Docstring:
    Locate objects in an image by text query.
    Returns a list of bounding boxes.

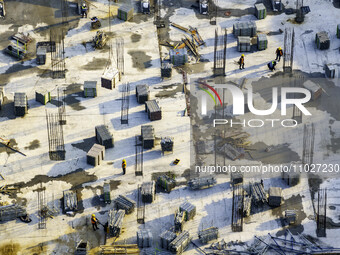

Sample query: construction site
[1,0,340,254]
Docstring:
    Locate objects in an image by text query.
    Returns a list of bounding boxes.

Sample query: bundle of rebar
[159,230,177,250]
[108,209,125,237]
[114,195,136,214]
[141,181,155,203]
[187,175,216,190]
[169,231,191,254]
[198,227,219,244]
[63,190,78,212]
[250,182,267,204]
[179,202,196,221]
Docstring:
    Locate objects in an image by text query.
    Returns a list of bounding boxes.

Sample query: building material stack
[161,137,174,153]
[141,125,155,149]
[268,187,282,207]
[0,87,3,110]
[303,80,322,100]
[325,64,336,79]
[36,46,47,65]
[315,31,330,50]
[179,202,196,221]
[161,62,172,78]
[174,210,185,232]
[141,181,156,203]
[83,81,97,98]
[137,229,153,248]
[169,48,188,66]
[136,84,150,104]
[118,5,134,21]
[86,143,105,166]
[285,210,297,225]
[198,227,219,244]
[157,175,176,192]
[188,175,217,190]
[108,209,125,237]
[0,204,27,221]
[233,21,257,37]
[101,68,119,90]
[14,92,28,117]
[63,190,78,214]
[35,88,51,105]
[114,195,136,214]
[169,231,191,254]
[145,100,162,121]
[160,230,177,250]
[250,182,267,205]
[255,3,266,19]
[95,125,114,149]
[257,34,268,50]
[237,36,251,52]
[4,45,26,60]
[243,196,252,217]
[103,182,111,204]
[36,41,56,52]
[231,172,243,185]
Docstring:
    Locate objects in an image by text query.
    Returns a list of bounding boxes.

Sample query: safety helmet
[122,159,126,162]
[273,60,276,64]
[83,3,86,6]
[241,54,244,57]
[92,214,95,217]
[278,47,282,50]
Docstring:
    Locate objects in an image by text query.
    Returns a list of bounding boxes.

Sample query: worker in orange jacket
[91,214,99,231]
[122,159,126,175]
[239,54,245,70]
[276,47,283,62]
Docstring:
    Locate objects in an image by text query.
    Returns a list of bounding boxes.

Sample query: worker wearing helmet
[81,2,88,18]
[238,54,245,70]
[122,159,126,175]
[275,47,283,62]
[267,60,277,71]
[91,214,99,231]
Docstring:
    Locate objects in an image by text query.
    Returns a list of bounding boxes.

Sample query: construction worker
[238,54,245,70]
[267,60,277,71]
[122,159,126,175]
[275,47,283,62]
[81,3,87,18]
[91,214,99,231]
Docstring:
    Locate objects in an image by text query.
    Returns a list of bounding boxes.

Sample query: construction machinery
[0,0,5,18]
[93,30,107,49]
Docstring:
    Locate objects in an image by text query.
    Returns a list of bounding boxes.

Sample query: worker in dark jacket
[81,3,87,18]
[122,159,126,175]
[268,60,277,71]
[275,47,283,62]
[239,54,245,70]
[91,214,99,231]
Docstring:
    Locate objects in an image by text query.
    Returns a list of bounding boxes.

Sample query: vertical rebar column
[37,184,47,229]
[316,188,327,237]
[213,29,227,76]
[232,184,243,232]
[58,87,66,125]
[51,29,66,79]
[135,136,143,176]
[116,37,124,81]
[120,83,130,124]
[302,123,315,166]
[283,27,295,73]
[46,112,66,160]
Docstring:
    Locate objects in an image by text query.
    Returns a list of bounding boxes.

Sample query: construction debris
[179,201,196,221]
[93,31,108,49]
[0,204,27,222]
[87,143,105,166]
[187,175,217,190]
[137,229,153,248]
[63,190,78,214]
[315,31,330,50]
[198,227,219,244]
[145,100,162,121]
[160,230,177,250]
[157,174,176,192]
[268,187,282,207]
[141,181,156,203]
[95,125,114,149]
[114,195,136,214]
[161,137,174,153]
[169,230,191,254]
[108,209,125,237]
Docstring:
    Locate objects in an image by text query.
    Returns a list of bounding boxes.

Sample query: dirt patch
[128,50,152,71]
[81,57,108,70]
[0,139,19,155]
[24,139,40,150]
[14,168,98,190]
[64,83,86,111]
[131,33,142,43]
[0,243,20,255]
